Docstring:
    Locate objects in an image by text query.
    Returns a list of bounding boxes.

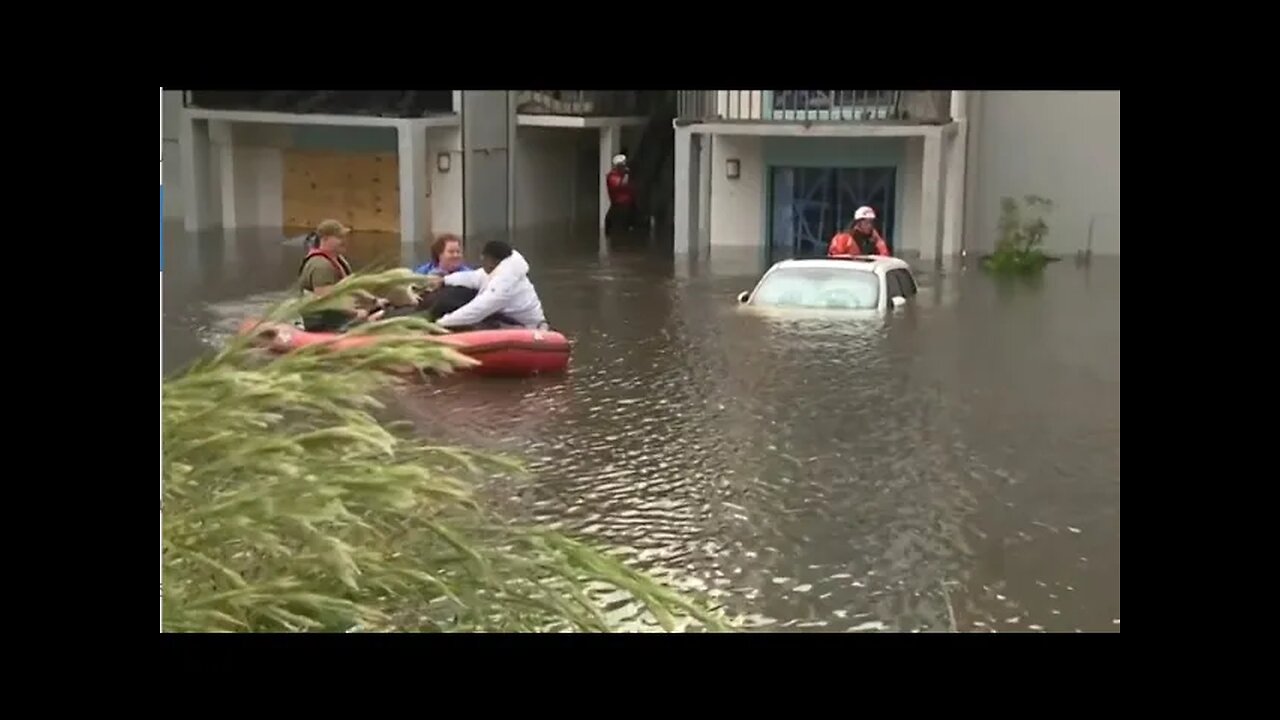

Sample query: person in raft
[298,219,389,332]
[423,240,548,331]
[374,233,478,321]
[828,206,891,258]
[413,234,473,276]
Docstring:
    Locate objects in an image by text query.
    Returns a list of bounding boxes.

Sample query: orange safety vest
[828,229,890,257]
[298,249,353,289]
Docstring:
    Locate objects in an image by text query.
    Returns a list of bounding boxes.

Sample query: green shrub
[162,270,728,632]
[983,195,1055,276]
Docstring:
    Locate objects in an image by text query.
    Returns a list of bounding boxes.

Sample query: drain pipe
[1077,214,1095,265]
[951,90,972,266]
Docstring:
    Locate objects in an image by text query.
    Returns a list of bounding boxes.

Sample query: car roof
[766,256,912,274]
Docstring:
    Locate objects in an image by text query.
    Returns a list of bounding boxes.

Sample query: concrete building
[162,90,662,245]
[672,90,1119,262]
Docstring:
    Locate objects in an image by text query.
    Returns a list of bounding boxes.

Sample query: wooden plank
[283,149,400,232]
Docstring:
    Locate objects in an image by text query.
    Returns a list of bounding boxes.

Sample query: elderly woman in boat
[414,234,472,276]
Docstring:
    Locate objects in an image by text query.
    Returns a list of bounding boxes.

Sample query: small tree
[984,195,1054,275]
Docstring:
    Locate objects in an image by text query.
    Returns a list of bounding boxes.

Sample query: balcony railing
[676,91,952,124]
[185,91,456,118]
[514,90,657,117]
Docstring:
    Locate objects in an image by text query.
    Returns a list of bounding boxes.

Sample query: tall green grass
[162,270,727,632]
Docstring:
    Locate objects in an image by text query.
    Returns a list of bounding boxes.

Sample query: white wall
[215,123,288,229]
[426,127,463,237]
[709,135,763,247]
[965,91,1120,255]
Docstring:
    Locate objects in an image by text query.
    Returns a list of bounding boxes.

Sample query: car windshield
[752,267,881,310]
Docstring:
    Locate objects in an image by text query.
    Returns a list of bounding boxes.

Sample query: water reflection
[162,223,1120,631]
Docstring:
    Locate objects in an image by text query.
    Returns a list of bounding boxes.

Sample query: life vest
[829,233,857,258]
[298,249,353,291]
[606,169,634,206]
[829,229,890,257]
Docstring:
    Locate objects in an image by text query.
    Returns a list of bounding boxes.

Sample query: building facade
[162,90,1119,260]
[162,90,665,244]
[672,90,1119,262]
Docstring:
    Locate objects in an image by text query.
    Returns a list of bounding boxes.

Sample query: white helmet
[854,206,877,221]
[612,154,627,166]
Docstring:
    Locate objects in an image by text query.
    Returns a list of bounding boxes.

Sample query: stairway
[626,92,676,229]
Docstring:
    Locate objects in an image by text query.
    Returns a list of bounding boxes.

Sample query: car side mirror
[891,296,907,308]
[737,291,751,304]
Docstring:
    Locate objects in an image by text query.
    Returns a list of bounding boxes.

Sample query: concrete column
[506,91,517,234]
[599,124,621,232]
[398,119,428,246]
[697,130,712,240]
[951,91,968,121]
[901,137,922,255]
[920,129,943,261]
[460,90,514,240]
[673,125,694,255]
[962,92,985,251]
[179,113,213,232]
[942,122,968,258]
[209,121,240,230]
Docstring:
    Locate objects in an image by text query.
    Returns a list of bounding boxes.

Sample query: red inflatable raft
[238,320,571,377]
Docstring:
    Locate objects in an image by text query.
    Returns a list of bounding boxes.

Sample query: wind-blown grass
[162,270,728,632]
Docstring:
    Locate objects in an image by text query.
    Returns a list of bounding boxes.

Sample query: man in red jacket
[828,206,890,257]
[604,153,637,237]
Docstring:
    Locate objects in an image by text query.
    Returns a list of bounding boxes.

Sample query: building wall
[708,135,913,255]
[965,90,1120,255]
[709,135,764,248]
[163,102,466,238]
[426,127,464,237]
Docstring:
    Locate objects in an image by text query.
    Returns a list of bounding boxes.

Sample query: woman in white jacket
[426,240,548,330]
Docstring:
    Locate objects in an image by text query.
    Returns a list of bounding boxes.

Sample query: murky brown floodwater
[162,222,1120,632]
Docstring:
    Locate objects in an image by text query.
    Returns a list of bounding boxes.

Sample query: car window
[894,269,918,297]
[752,267,880,310]
[886,270,904,300]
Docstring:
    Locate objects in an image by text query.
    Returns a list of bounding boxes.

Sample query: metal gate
[769,166,896,263]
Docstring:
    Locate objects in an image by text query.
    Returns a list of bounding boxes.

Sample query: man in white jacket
[428,240,548,330]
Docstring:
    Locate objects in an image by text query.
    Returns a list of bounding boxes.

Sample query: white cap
[854,206,876,221]
[612,154,627,166]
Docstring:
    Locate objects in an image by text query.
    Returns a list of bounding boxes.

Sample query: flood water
[162,223,1120,633]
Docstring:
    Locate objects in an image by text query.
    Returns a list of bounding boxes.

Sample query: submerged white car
[737,256,919,313]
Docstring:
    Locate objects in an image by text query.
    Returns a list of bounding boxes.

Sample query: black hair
[305,231,321,250]
[481,240,513,262]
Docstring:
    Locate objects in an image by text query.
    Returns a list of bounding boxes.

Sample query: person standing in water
[604,154,637,237]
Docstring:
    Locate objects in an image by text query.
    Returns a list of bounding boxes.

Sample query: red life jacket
[298,249,353,290]
[829,233,856,258]
[606,169,634,206]
[828,229,890,257]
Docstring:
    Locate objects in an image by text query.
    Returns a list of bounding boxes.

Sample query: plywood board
[282,149,401,233]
